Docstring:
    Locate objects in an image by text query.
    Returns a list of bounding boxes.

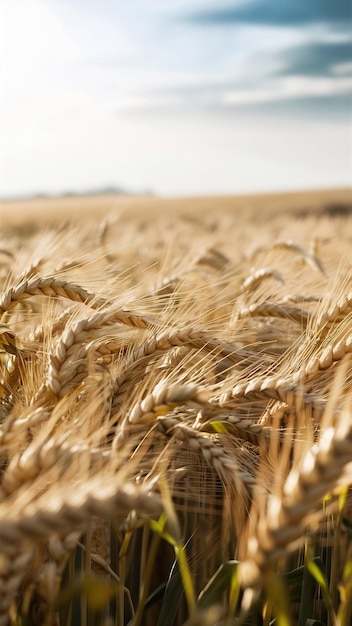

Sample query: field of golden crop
[1,188,352,625]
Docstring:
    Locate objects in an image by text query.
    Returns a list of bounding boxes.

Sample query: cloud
[129,36,352,116]
[178,2,352,115]
[223,76,352,105]
[237,93,352,118]
[187,0,351,27]
[277,41,352,76]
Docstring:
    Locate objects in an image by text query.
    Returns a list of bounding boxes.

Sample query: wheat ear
[315,289,352,330]
[158,414,258,506]
[272,239,325,274]
[0,480,161,551]
[235,301,309,326]
[113,381,210,447]
[240,268,284,293]
[0,277,107,315]
[46,309,155,396]
[0,549,34,626]
[239,365,352,586]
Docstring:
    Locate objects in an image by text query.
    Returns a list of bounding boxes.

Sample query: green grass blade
[306,558,337,626]
[263,570,292,626]
[197,560,239,611]
[337,559,352,626]
[157,560,183,626]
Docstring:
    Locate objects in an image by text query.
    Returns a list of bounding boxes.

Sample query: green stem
[133,529,161,626]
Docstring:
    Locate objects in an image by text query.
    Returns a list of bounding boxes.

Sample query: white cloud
[332,62,352,76]
[223,75,352,105]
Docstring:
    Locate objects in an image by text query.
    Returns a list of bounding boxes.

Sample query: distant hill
[0,185,155,202]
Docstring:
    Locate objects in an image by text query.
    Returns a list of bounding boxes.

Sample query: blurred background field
[1,187,352,229]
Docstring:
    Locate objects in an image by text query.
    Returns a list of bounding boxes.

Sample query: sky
[0,0,351,198]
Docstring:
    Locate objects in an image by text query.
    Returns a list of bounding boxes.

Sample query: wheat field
[1,188,352,625]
